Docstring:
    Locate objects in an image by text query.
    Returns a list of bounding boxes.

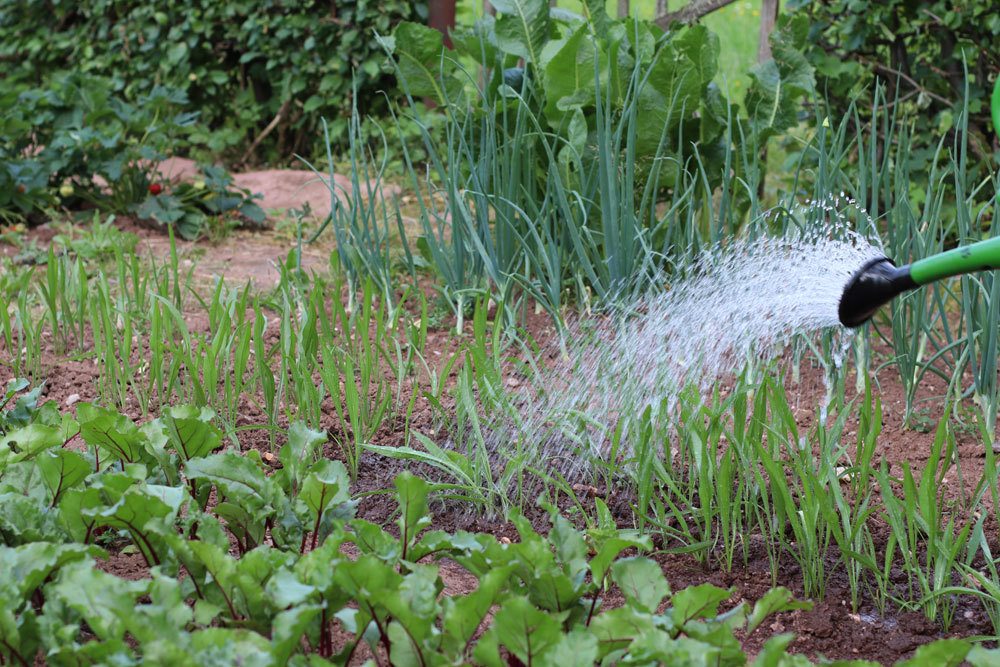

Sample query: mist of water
[485,220,885,481]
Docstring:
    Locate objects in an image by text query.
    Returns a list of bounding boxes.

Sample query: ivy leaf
[612,557,671,613]
[492,0,550,65]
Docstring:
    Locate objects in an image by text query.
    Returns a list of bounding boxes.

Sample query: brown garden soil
[4,180,999,664]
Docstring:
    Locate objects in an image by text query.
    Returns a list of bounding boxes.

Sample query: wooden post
[757,0,779,62]
[756,0,779,200]
[617,0,629,19]
[428,0,456,48]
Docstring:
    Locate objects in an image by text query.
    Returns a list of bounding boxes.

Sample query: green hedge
[790,0,1000,174]
[0,0,428,163]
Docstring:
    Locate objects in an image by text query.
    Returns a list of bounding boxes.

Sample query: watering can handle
[994,76,1000,140]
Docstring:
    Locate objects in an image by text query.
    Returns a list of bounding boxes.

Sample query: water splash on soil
[493,217,885,481]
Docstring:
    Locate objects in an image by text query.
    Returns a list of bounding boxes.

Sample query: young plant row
[7,391,974,666]
[615,368,1000,635]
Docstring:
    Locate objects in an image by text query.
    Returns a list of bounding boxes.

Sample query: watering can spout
[837,257,917,328]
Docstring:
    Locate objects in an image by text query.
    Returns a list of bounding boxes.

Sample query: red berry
[149,183,163,195]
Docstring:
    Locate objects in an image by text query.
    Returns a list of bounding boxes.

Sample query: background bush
[790,0,1000,174]
[0,0,428,164]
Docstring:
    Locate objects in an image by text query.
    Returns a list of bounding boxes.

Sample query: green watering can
[838,76,1000,327]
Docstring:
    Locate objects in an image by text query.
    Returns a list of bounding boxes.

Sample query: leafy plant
[0,0,428,162]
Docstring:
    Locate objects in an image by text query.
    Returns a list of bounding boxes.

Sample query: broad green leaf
[1,422,63,465]
[0,493,65,544]
[541,628,598,666]
[78,402,147,464]
[126,570,193,645]
[492,595,562,664]
[670,583,733,626]
[750,633,798,667]
[611,557,670,613]
[744,13,815,143]
[747,587,812,634]
[967,645,1000,666]
[272,603,322,663]
[549,513,589,579]
[36,449,89,504]
[675,25,720,87]
[185,451,281,511]
[450,15,499,66]
[0,543,100,602]
[385,564,442,646]
[441,567,511,658]
[577,0,610,33]
[895,638,970,667]
[395,471,432,557]
[385,22,462,106]
[153,405,222,461]
[265,568,316,608]
[88,484,186,567]
[542,24,598,123]
[49,560,147,641]
[635,43,703,155]
[276,421,328,496]
[300,459,349,528]
[188,628,273,667]
[589,534,651,584]
[492,0,550,65]
[588,606,656,656]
